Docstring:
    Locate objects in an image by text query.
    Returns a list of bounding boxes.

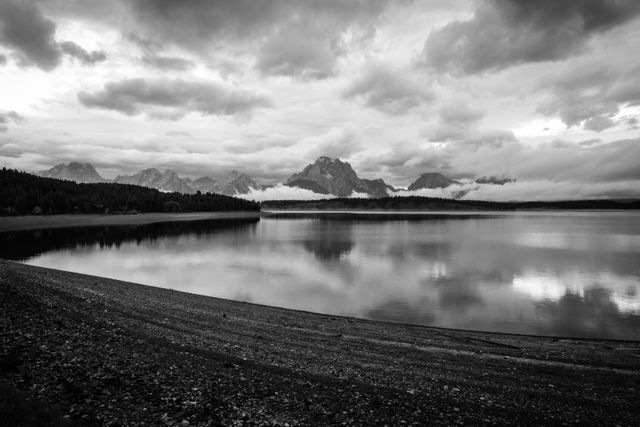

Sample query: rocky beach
[1,258,639,426]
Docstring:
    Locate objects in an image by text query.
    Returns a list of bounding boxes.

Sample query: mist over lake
[5,211,639,340]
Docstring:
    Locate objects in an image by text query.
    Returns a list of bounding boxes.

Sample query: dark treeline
[0,168,260,215]
[262,196,640,211]
[0,218,259,261]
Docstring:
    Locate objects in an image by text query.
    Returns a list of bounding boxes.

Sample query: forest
[261,196,640,211]
[0,168,260,215]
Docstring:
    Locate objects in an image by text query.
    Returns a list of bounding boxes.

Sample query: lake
[3,211,639,340]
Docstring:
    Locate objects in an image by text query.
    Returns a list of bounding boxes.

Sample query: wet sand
[1,259,639,425]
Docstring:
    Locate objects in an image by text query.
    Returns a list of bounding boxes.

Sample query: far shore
[0,211,264,233]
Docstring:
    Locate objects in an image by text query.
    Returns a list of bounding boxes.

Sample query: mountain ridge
[38,162,106,183]
[41,163,260,197]
[37,158,512,199]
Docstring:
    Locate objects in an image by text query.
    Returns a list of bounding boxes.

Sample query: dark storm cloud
[343,62,433,114]
[0,1,109,70]
[0,0,61,70]
[537,61,640,129]
[130,0,390,78]
[59,41,107,65]
[255,26,337,80]
[421,0,640,74]
[131,0,389,44]
[77,78,273,119]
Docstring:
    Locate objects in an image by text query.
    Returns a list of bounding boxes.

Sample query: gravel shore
[1,259,639,425]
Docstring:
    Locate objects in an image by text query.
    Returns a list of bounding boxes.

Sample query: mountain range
[38,158,513,198]
[38,163,261,197]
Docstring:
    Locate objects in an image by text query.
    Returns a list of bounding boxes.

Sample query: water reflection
[300,220,354,261]
[4,212,640,340]
[0,218,260,261]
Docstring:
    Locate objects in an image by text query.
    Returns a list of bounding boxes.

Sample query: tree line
[0,168,260,215]
[261,196,640,211]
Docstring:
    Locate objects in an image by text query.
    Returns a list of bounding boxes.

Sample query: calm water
[3,211,640,340]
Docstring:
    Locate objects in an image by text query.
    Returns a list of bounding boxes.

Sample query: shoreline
[1,260,639,425]
[0,211,264,233]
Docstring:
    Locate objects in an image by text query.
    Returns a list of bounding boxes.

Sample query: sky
[0,0,639,200]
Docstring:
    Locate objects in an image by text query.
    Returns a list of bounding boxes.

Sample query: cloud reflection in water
[11,212,640,340]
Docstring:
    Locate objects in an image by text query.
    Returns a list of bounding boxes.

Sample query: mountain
[38,162,106,183]
[189,176,217,193]
[213,171,262,196]
[407,173,455,191]
[114,168,193,194]
[284,156,393,198]
[360,178,396,198]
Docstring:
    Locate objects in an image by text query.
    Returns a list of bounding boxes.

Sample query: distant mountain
[285,156,392,198]
[360,178,396,198]
[189,176,217,193]
[475,176,515,185]
[38,162,264,196]
[35,159,521,200]
[114,168,193,194]
[407,173,455,191]
[38,162,106,183]
[213,171,262,196]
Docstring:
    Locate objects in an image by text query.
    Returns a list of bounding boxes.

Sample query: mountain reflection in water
[4,212,639,340]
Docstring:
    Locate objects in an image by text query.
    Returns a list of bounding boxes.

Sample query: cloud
[536,59,640,130]
[447,138,640,184]
[125,32,195,72]
[0,110,25,132]
[356,136,640,190]
[130,0,389,45]
[59,41,107,65]
[583,116,616,132]
[130,0,390,78]
[141,54,193,71]
[461,129,517,149]
[165,130,192,137]
[0,1,110,70]
[422,102,514,150]
[255,25,337,80]
[392,179,640,201]
[0,110,24,124]
[0,0,61,70]
[0,54,6,65]
[343,62,433,114]
[303,128,363,160]
[423,101,485,141]
[78,78,273,119]
[421,0,640,74]
[238,184,335,202]
[222,134,297,155]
